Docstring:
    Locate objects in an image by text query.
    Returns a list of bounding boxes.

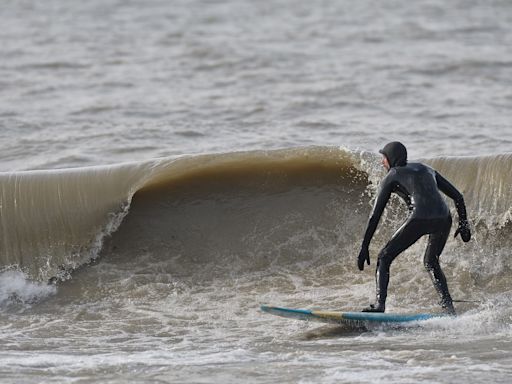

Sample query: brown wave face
[0,147,368,282]
[99,155,370,281]
[68,151,512,310]
[2,147,512,305]
[93,151,512,305]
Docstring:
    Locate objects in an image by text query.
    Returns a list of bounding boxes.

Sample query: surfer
[357,141,471,315]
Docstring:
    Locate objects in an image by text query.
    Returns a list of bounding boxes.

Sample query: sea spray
[0,268,56,308]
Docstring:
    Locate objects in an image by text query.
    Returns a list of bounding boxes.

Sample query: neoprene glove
[357,247,370,271]
[454,219,471,242]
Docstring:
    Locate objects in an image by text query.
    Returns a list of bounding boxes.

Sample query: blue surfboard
[260,305,449,324]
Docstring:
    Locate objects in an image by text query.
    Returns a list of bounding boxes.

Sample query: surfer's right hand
[357,247,370,271]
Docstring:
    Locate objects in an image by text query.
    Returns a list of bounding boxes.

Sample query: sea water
[1,1,512,383]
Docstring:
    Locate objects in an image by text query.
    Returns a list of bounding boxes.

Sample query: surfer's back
[388,162,450,219]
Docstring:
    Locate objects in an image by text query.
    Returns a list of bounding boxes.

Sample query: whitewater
[1,0,512,383]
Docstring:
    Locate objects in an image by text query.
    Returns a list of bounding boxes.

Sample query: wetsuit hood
[379,141,407,167]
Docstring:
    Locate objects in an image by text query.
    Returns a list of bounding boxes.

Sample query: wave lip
[0,161,153,280]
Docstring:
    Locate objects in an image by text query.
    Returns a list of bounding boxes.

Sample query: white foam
[0,269,56,308]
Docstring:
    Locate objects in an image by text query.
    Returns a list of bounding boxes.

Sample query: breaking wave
[0,146,511,306]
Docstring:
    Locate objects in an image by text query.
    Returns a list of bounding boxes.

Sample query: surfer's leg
[364,220,424,312]
[424,216,456,315]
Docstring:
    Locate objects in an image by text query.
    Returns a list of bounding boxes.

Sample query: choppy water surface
[1,1,512,383]
[1,0,512,170]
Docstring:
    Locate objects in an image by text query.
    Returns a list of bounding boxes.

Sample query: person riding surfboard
[358,141,471,315]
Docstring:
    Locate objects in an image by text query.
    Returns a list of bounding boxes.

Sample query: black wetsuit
[360,162,469,313]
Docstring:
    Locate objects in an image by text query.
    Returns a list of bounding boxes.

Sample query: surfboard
[260,305,449,325]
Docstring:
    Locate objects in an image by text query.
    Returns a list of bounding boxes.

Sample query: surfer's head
[379,141,407,169]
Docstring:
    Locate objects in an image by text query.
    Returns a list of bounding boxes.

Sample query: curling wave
[0,146,511,298]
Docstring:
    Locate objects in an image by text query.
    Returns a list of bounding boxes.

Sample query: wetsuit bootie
[441,301,457,316]
[362,303,385,313]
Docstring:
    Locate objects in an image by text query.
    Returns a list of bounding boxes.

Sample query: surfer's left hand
[358,247,370,271]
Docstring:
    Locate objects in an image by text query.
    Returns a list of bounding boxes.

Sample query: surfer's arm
[435,172,468,222]
[435,171,471,241]
[357,173,393,271]
[361,176,393,249]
